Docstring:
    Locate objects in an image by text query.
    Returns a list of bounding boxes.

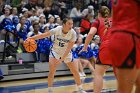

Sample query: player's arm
[61,41,75,61]
[82,27,97,50]
[28,31,51,40]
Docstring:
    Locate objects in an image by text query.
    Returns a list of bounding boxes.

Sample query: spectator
[11,7,19,27]
[0,0,5,15]
[73,36,95,77]
[43,6,52,21]
[43,14,55,30]
[80,13,93,35]
[12,0,21,7]
[101,0,107,6]
[58,0,68,19]
[89,0,99,17]
[24,0,38,11]
[39,14,46,33]
[44,0,53,7]
[70,3,82,26]
[54,15,62,27]
[16,16,28,41]
[37,0,45,9]
[90,35,100,61]
[17,0,27,13]
[0,5,14,42]
[82,5,95,18]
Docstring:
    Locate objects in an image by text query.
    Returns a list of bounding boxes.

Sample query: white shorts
[49,50,74,63]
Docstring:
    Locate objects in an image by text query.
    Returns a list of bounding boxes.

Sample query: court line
[0,75,116,93]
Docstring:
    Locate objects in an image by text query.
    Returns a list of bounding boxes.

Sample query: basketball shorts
[49,50,74,63]
[96,46,112,66]
[109,31,140,68]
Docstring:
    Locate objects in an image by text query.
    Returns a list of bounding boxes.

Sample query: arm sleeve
[49,27,58,35]
[91,19,99,29]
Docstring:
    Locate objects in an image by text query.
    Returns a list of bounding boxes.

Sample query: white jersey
[50,26,77,57]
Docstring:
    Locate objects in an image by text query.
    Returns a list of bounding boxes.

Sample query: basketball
[23,38,37,52]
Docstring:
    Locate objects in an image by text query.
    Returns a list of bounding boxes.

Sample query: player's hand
[25,37,34,42]
[79,48,88,54]
[27,37,34,40]
[56,57,64,65]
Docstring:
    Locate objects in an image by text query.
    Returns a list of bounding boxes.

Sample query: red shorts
[109,31,140,68]
[96,40,112,66]
[97,47,112,65]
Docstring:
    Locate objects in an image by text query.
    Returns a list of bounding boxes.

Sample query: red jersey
[112,0,140,37]
[91,17,112,42]
[92,17,112,65]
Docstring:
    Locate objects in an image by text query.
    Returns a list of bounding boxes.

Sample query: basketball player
[26,17,87,93]
[81,6,113,93]
[109,0,140,93]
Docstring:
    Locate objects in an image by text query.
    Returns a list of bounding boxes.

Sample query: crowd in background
[0,0,111,76]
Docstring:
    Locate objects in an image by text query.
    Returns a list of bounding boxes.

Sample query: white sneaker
[79,72,83,77]
[48,90,53,93]
[77,89,87,93]
[81,72,86,77]
[79,72,86,77]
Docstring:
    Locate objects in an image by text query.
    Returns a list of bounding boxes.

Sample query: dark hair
[62,17,73,24]
[99,6,110,18]
[33,22,39,28]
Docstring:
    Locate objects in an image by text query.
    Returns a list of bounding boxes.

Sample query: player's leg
[48,57,59,93]
[66,62,81,86]
[109,32,137,93]
[135,71,140,93]
[73,59,79,71]
[94,64,109,93]
[116,68,139,93]
[66,61,87,93]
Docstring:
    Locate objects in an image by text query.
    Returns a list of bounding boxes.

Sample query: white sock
[48,87,53,91]
[76,84,83,91]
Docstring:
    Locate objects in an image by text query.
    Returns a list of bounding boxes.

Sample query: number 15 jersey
[50,26,77,56]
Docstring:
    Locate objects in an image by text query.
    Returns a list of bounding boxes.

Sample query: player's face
[64,19,73,30]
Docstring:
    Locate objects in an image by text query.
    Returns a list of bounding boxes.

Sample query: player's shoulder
[53,26,62,31]
[70,28,76,35]
[50,26,62,33]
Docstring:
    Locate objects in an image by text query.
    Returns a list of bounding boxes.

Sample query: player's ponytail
[99,6,110,18]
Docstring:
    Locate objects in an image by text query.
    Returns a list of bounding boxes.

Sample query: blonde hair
[99,6,110,18]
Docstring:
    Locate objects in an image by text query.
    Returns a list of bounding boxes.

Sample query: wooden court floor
[0,72,117,93]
